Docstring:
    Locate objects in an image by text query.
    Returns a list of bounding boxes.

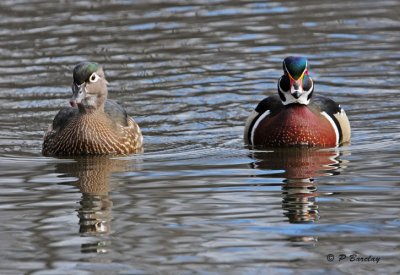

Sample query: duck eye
[89,73,100,83]
[279,75,291,92]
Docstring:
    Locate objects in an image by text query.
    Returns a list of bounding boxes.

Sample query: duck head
[70,62,109,112]
[278,56,314,105]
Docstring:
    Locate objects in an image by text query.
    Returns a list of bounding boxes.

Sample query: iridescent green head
[278,56,314,105]
[282,56,308,80]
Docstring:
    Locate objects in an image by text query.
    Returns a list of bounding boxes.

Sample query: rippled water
[1,0,399,274]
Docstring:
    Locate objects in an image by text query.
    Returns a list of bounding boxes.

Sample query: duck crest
[73,62,101,84]
[283,56,307,80]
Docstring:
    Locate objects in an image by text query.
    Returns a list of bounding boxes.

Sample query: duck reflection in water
[56,155,141,253]
[250,147,347,223]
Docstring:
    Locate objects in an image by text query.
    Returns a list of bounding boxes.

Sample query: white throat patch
[279,81,313,106]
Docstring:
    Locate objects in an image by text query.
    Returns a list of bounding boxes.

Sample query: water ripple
[0,0,399,274]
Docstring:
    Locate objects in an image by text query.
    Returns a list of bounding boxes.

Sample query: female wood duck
[244,56,350,147]
[42,62,143,156]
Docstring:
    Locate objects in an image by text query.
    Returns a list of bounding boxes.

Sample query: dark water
[1,0,399,274]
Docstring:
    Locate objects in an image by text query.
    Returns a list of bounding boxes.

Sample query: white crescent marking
[250,110,271,145]
[321,111,339,145]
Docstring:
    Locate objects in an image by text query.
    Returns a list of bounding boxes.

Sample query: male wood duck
[244,56,350,147]
[42,62,143,156]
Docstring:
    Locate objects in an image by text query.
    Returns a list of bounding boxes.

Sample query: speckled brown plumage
[43,108,143,156]
[42,62,143,156]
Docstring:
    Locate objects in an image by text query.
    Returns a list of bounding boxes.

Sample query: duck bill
[290,78,303,99]
[70,83,86,107]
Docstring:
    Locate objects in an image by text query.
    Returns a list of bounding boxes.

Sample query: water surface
[0,0,399,274]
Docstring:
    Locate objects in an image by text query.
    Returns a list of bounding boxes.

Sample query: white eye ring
[89,72,100,83]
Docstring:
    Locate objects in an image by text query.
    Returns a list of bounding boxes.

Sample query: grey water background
[0,0,399,274]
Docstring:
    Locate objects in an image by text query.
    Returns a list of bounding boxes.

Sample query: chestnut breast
[253,104,337,147]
